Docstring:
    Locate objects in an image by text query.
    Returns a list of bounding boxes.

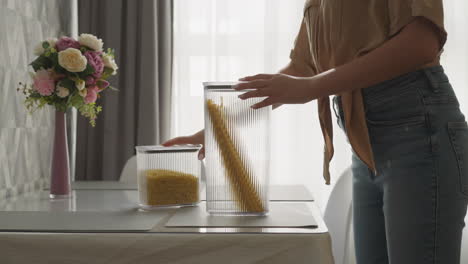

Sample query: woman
[164,0,468,263]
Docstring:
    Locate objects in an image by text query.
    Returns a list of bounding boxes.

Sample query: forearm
[279,61,312,77]
[311,17,441,98]
[273,62,313,109]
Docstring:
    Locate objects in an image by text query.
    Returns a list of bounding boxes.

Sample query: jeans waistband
[333,65,447,113]
[362,65,445,97]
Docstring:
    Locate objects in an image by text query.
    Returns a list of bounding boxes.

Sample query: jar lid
[203,82,238,89]
[203,81,256,91]
[135,144,202,154]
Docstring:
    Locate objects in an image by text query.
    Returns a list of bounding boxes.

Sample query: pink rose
[84,87,98,104]
[85,76,96,86]
[33,69,55,96]
[84,51,104,79]
[90,85,100,92]
[56,37,80,51]
[97,80,109,89]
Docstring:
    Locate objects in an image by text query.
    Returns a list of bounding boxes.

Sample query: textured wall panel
[0,0,72,200]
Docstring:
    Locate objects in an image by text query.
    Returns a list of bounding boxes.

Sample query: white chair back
[119,155,137,183]
[462,212,468,263]
[324,167,355,264]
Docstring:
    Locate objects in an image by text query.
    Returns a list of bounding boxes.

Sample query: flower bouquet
[18,33,118,126]
[17,34,118,198]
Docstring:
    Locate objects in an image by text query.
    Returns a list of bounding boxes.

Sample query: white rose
[58,48,87,72]
[56,85,70,98]
[75,79,85,90]
[103,54,118,75]
[78,33,103,52]
[33,38,58,56]
[79,88,87,97]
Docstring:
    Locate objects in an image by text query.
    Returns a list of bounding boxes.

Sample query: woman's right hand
[162,129,205,160]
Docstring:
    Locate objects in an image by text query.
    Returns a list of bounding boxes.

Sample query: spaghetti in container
[135,145,202,209]
[204,82,271,215]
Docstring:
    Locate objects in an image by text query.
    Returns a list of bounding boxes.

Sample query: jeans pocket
[365,85,425,130]
[447,121,468,198]
[366,115,426,128]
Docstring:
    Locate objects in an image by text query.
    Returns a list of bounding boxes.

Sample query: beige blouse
[290,0,446,184]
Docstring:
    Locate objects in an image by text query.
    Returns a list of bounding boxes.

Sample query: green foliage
[101,67,114,80]
[18,82,103,127]
[55,100,68,113]
[69,92,84,108]
[107,85,119,92]
[59,78,76,91]
[48,52,67,74]
[77,64,95,79]
[106,48,115,58]
[78,103,102,127]
[20,83,49,113]
[30,55,52,71]
[80,46,92,53]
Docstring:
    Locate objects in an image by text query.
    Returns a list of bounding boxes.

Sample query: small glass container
[204,82,271,215]
[135,144,202,210]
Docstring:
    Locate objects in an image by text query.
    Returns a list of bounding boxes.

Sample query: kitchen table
[0,182,334,264]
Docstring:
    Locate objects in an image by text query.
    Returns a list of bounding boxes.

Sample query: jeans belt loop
[423,68,440,93]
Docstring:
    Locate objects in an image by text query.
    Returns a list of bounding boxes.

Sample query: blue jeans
[333,66,468,264]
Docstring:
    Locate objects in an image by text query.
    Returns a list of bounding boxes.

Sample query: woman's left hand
[234,73,318,109]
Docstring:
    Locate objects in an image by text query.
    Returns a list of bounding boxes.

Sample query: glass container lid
[203,82,238,89]
[135,144,202,153]
[203,81,256,92]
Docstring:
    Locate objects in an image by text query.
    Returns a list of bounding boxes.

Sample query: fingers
[161,136,192,147]
[239,73,274,81]
[251,97,275,109]
[238,88,271,100]
[163,137,205,160]
[198,147,205,160]
[234,79,270,91]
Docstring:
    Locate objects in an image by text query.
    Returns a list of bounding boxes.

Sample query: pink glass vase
[49,110,71,199]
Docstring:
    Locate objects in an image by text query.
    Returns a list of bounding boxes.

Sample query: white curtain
[442,0,468,117]
[172,0,468,213]
[172,0,350,212]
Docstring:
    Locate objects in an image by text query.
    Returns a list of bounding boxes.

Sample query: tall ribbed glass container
[135,145,202,210]
[204,82,271,215]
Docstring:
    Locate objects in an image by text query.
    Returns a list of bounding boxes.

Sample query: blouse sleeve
[388,0,447,48]
[289,18,316,76]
